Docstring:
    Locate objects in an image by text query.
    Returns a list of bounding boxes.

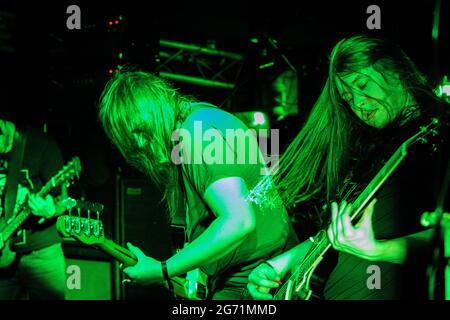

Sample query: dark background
[0,0,449,299]
[2,0,449,182]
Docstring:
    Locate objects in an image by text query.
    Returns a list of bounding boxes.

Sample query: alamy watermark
[66,5,381,31]
[66,5,81,30]
[366,5,381,30]
[366,265,381,290]
[66,264,81,290]
[170,121,280,175]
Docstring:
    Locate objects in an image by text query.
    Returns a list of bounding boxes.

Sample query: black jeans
[212,285,253,300]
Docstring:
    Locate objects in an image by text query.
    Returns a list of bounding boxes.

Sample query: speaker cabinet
[64,257,112,300]
[63,240,115,300]
[116,175,177,300]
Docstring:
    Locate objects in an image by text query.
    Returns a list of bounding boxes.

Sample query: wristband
[263,261,276,270]
[161,261,176,299]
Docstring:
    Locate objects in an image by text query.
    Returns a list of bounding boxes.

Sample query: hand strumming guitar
[247,262,281,300]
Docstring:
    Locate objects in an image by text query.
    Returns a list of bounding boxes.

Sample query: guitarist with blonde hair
[97,69,298,299]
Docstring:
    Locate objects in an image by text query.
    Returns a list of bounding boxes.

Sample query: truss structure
[158,39,244,90]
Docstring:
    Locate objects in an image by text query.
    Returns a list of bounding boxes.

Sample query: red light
[115,20,119,25]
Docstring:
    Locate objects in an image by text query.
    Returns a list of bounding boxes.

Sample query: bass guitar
[55,198,208,300]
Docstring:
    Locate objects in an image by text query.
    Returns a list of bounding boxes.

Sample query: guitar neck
[274,140,411,300]
[349,145,406,222]
[97,239,138,266]
[95,238,194,299]
[2,178,60,241]
[37,177,58,198]
[2,208,32,241]
[274,231,331,300]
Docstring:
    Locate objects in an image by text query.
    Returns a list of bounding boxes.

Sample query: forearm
[266,239,313,276]
[166,217,252,277]
[373,228,434,264]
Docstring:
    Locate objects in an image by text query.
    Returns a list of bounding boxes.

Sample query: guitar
[0,157,81,268]
[55,199,208,300]
[273,118,441,300]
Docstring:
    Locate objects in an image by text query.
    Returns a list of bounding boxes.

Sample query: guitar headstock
[56,197,105,246]
[56,215,105,245]
[53,157,82,188]
[404,118,440,150]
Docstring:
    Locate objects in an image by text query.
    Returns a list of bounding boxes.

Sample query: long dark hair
[268,34,443,209]
[98,69,195,219]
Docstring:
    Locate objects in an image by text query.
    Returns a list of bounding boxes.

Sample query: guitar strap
[4,126,28,222]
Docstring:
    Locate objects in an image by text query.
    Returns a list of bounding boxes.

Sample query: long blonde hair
[98,69,195,218]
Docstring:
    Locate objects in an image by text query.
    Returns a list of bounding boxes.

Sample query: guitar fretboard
[3,175,66,240]
[274,231,330,300]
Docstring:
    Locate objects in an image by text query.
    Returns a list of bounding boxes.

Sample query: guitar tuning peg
[64,216,72,232]
[93,219,101,237]
[74,216,81,234]
[85,210,91,236]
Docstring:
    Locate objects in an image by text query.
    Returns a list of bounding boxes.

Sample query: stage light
[436,75,450,98]
[118,52,123,59]
[108,21,113,26]
[441,85,450,97]
[115,20,119,25]
[253,112,266,126]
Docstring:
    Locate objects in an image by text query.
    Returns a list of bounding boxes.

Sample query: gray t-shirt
[177,106,298,288]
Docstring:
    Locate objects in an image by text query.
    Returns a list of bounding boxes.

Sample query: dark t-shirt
[177,105,298,289]
[324,107,450,300]
[0,126,64,253]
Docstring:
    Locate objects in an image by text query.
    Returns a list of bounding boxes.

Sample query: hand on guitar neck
[121,243,165,285]
[326,199,382,261]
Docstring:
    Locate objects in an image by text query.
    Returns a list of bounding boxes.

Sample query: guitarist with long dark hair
[0,114,69,300]
[247,34,450,300]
